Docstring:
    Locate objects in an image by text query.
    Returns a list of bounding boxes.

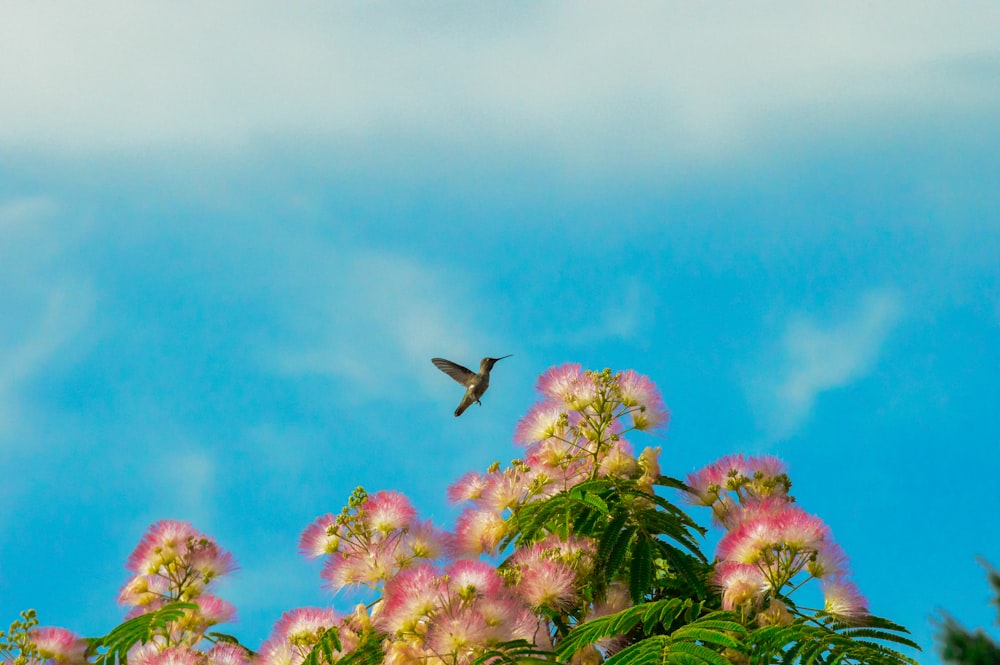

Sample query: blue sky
[1,4,998,663]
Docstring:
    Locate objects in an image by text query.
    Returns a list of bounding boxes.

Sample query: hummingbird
[431,355,512,417]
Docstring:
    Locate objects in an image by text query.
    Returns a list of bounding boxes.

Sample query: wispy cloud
[550,277,654,347]
[0,198,94,439]
[272,248,492,400]
[0,3,996,168]
[747,289,904,440]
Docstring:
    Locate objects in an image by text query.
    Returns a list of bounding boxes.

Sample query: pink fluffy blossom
[194,595,237,624]
[298,514,340,558]
[364,491,417,533]
[617,370,669,430]
[272,607,340,643]
[536,364,597,408]
[206,644,250,665]
[148,648,200,665]
[31,627,87,664]
[446,472,488,503]
[822,578,869,618]
[446,559,504,598]
[514,401,565,445]
[258,608,344,665]
[449,508,507,557]
[515,558,578,610]
[126,520,201,574]
[377,564,444,635]
[119,521,235,620]
[714,562,767,611]
[686,454,790,505]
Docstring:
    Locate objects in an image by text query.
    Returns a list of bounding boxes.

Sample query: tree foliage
[936,561,1000,665]
[5,365,920,665]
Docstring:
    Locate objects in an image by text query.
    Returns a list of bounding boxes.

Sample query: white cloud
[550,276,653,347]
[748,289,904,439]
[0,3,996,168]
[0,198,94,437]
[272,248,493,400]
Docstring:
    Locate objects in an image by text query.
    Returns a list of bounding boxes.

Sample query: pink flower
[481,469,529,513]
[822,578,869,618]
[714,562,767,610]
[476,596,526,640]
[258,608,343,665]
[515,558,577,610]
[194,595,237,624]
[298,514,340,558]
[127,643,162,665]
[617,370,669,431]
[31,627,87,664]
[716,506,829,575]
[733,496,793,524]
[449,508,507,557]
[272,607,340,643]
[446,559,504,599]
[126,520,200,574]
[686,454,791,505]
[536,364,597,408]
[206,644,250,665]
[378,564,444,635]
[716,515,783,564]
[446,472,488,503]
[528,535,598,577]
[514,401,565,445]
[426,609,491,656]
[363,491,417,533]
[809,541,850,579]
[400,519,446,560]
[149,648,200,665]
[322,539,397,590]
[597,441,637,479]
[189,541,236,581]
[118,574,168,607]
[122,520,235,608]
[776,509,829,552]
[255,639,295,665]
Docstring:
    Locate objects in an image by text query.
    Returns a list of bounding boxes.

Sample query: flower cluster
[449,365,667,556]
[687,455,868,621]
[256,607,365,665]
[299,488,446,593]
[117,520,245,665]
[504,535,597,612]
[2,611,88,665]
[5,364,909,665]
[375,559,542,665]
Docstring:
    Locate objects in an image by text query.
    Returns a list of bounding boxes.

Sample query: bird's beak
[495,354,513,361]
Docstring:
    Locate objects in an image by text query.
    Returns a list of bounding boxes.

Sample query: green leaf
[576,491,610,515]
[604,523,637,581]
[300,627,343,665]
[629,534,654,603]
[468,639,554,664]
[604,637,670,665]
[668,640,733,665]
[748,615,920,665]
[91,602,199,665]
[641,598,685,634]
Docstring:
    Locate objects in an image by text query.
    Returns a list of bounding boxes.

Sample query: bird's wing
[432,357,475,385]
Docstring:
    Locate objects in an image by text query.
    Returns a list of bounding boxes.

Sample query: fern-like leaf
[629,534,654,603]
[90,602,198,665]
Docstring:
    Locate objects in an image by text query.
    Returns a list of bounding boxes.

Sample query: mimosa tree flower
[306,488,443,594]
[30,627,87,665]
[822,578,870,619]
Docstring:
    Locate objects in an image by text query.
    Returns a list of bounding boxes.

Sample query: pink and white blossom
[31,627,87,664]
